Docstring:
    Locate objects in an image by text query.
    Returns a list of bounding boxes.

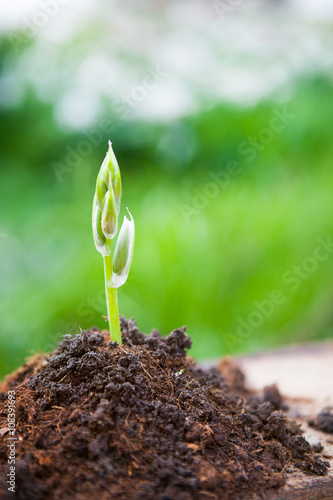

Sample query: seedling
[92,141,135,343]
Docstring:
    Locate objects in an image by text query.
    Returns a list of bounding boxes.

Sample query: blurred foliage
[0,74,333,378]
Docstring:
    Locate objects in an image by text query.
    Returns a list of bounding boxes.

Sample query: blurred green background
[0,0,333,378]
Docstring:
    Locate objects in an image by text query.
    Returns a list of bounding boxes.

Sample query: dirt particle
[198,460,220,489]
[309,408,333,434]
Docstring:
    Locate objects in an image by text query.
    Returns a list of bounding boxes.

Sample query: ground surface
[0,319,331,499]
[235,342,333,499]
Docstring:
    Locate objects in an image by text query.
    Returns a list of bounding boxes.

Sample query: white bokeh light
[0,0,332,126]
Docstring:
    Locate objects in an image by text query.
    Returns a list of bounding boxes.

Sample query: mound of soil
[0,318,329,499]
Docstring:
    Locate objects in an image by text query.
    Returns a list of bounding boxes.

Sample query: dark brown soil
[309,408,333,434]
[0,318,329,500]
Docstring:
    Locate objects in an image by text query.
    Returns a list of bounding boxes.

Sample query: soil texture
[0,318,330,500]
[309,408,333,434]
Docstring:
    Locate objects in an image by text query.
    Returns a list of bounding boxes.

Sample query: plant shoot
[92,141,135,343]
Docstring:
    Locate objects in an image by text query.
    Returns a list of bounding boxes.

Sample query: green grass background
[0,76,332,378]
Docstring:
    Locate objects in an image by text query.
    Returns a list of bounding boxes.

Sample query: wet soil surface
[0,318,330,499]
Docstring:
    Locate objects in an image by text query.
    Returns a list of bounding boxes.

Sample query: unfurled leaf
[109,210,135,289]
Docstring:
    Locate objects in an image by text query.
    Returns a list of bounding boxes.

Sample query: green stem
[103,239,122,343]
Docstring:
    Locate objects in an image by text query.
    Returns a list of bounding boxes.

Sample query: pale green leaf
[109,210,135,288]
[92,196,111,257]
[101,189,118,239]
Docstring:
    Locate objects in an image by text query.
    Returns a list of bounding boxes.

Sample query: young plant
[92,141,135,343]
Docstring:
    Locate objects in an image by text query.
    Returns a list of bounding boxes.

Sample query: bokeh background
[1,0,333,378]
